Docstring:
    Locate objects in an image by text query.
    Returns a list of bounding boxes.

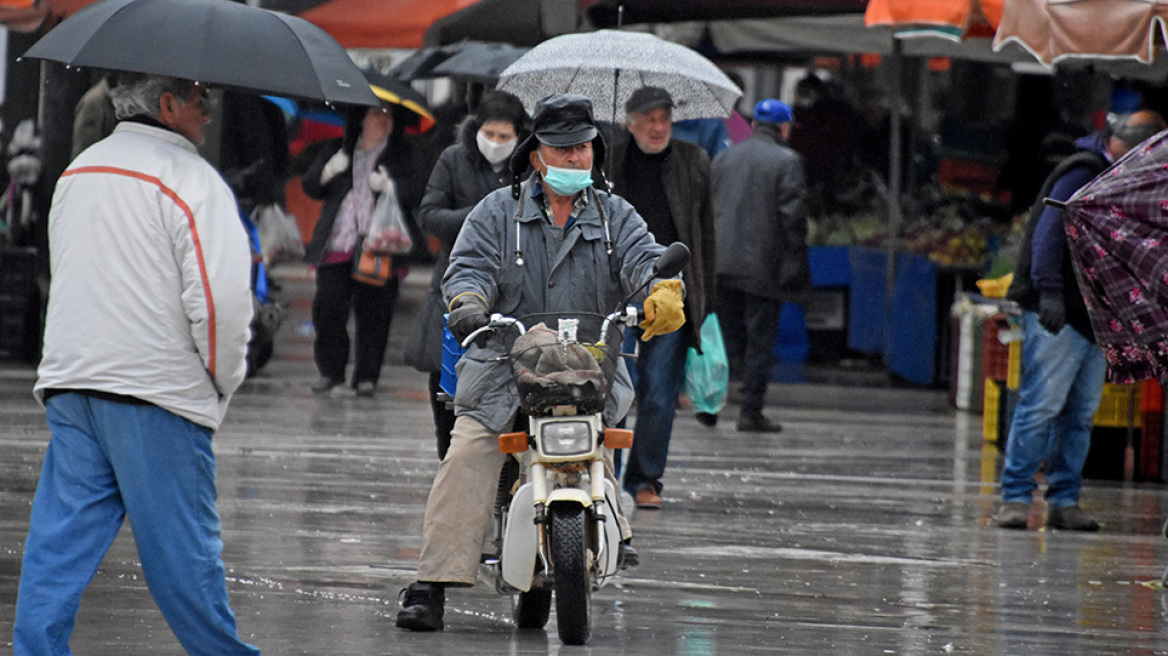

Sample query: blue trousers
[1001,311,1106,509]
[14,393,260,656]
[621,325,688,494]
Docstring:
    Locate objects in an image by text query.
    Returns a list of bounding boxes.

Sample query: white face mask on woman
[476,129,517,166]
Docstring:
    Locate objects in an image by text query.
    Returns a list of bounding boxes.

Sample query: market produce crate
[983,378,1005,444]
[439,315,465,398]
[981,314,1011,382]
[1094,383,1142,429]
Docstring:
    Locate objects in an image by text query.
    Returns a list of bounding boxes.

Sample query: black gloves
[1038,295,1066,334]
[448,296,491,347]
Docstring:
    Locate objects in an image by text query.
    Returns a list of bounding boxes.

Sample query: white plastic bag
[364,179,413,255]
[253,203,304,264]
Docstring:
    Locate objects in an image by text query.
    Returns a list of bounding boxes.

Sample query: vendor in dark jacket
[405,90,530,459]
[302,103,425,396]
[997,110,1165,532]
[608,86,716,509]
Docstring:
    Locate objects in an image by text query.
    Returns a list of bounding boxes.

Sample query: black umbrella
[430,42,530,84]
[387,43,465,82]
[22,0,378,106]
[363,71,436,134]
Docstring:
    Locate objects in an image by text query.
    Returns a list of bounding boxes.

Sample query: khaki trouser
[416,415,631,584]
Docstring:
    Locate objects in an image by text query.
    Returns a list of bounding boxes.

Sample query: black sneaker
[396,582,445,631]
[695,412,719,427]
[618,540,639,569]
[737,412,782,433]
[1047,504,1099,532]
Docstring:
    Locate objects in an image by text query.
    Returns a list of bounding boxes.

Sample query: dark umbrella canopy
[1063,129,1168,383]
[387,43,465,81]
[23,0,378,106]
[430,42,529,84]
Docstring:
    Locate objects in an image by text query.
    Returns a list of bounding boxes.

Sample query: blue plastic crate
[439,314,466,397]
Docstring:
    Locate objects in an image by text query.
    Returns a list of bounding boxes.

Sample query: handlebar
[459,308,644,349]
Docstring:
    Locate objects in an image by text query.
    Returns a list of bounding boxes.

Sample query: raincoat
[442,176,671,433]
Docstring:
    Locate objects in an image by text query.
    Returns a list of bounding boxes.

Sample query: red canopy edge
[298,0,478,49]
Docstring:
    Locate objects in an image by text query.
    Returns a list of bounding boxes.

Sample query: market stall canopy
[297,0,476,49]
[23,0,379,106]
[708,14,1031,65]
[0,0,90,31]
[864,0,1002,39]
[994,0,1168,66]
[580,0,866,27]
[424,0,578,47]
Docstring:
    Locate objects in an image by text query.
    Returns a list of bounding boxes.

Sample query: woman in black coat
[405,90,529,458]
[303,103,425,397]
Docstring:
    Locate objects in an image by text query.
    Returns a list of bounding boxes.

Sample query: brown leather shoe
[634,488,662,510]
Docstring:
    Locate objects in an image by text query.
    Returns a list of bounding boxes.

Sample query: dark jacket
[608,131,716,349]
[1006,134,1108,340]
[302,123,424,266]
[405,116,521,372]
[710,123,810,301]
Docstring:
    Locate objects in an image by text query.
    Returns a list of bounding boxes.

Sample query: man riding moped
[396,93,686,632]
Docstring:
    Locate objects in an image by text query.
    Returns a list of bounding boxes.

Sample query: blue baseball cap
[753,98,793,124]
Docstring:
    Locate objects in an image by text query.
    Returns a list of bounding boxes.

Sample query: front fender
[547,489,593,508]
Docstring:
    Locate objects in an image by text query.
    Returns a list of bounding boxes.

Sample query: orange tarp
[865,0,1003,35]
[297,0,478,49]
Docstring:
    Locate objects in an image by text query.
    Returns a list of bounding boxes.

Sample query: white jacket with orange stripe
[35,121,253,430]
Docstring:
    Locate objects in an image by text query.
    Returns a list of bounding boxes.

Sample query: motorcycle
[462,242,689,646]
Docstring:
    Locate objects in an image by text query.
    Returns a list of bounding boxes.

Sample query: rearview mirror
[653,242,690,279]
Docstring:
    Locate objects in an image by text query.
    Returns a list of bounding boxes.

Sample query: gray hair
[109,73,193,120]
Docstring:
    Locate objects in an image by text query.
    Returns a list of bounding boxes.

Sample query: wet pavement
[3,265,1168,655]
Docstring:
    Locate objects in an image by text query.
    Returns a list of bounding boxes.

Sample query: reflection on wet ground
[2,267,1167,655]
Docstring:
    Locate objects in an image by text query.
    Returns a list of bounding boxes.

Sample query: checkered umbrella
[496,29,741,123]
[1062,129,1168,383]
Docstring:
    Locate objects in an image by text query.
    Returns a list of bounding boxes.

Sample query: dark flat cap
[625,86,674,115]
[531,93,598,147]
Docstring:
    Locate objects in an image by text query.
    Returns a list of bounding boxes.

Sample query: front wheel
[512,588,552,628]
[551,505,592,645]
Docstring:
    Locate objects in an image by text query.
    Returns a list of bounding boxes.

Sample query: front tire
[551,505,591,645]
[512,588,552,628]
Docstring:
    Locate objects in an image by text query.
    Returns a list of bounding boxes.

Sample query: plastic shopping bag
[684,313,729,415]
[253,203,305,265]
[364,179,413,255]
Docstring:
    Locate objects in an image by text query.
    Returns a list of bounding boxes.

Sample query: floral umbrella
[1061,129,1168,383]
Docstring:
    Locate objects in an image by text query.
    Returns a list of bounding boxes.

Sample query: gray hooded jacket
[442,176,670,433]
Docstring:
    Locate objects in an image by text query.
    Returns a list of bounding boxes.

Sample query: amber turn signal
[498,431,529,453]
[603,428,634,449]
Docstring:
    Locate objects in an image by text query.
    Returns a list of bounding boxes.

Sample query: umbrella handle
[1043,197,1067,211]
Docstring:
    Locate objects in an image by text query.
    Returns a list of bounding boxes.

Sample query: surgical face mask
[538,151,593,196]
[476,130,516,166]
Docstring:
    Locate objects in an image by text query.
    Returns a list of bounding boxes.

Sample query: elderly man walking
[14,73,259,655]
[710,99,810,433]
[609,86,716,509]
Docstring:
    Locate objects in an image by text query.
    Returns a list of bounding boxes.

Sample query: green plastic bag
[684,314,729,415]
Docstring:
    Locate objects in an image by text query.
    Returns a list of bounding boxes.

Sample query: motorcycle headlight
[539,420,593,457]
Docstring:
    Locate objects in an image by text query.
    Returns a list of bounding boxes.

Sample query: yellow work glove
[639,279,685,341]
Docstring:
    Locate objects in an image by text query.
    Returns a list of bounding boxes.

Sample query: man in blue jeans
[15,73,259,654]
[998,109,1166,531]
[609,87,716,509]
